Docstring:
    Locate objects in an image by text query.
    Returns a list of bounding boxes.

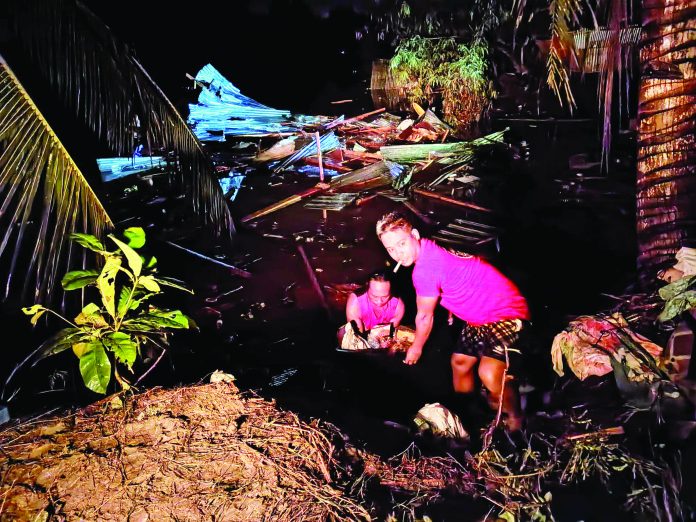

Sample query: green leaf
[22,304,47,316]
[154,277,194,294]
[74,302,108,328]
[148,308,190,329]
[61,269,100,290]
[658,290,696,322]
[123,308,190,331]
[146,256,157,268]
[34,328,85,362]
[110,235,142,277]
[103,332,137,368]
[75,340,111,394]
[123,227,146,249]
[70,233,106,253]
[117,286,139,316]
[139,275,161,293]
[98,256,121,319]
[22,304,48,326]
[658,275,696,301]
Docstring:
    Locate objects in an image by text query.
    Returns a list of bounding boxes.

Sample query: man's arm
[404,295,438,365]
[345,293,365,332]
[391,298,406,328]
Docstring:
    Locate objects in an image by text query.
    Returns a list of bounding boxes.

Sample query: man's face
[367,280,391,308]
[379,228,420,267]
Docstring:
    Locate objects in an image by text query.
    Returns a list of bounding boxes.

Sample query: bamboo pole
[164,241,252,278]
[239,186,326,223]
[296,244,331,318]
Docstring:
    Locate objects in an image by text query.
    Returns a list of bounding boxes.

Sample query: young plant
[22,227,193,394]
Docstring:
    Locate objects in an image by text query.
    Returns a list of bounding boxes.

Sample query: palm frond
[0,55,113,305]
[547,0,582,109]
[10,0,233,236]
[596,0,625,167]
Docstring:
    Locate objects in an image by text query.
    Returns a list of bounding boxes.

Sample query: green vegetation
[22,227,193,394]
[389,36,494,133]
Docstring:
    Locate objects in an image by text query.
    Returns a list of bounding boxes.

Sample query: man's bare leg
[478,356,522,430]
[450,353,478,393]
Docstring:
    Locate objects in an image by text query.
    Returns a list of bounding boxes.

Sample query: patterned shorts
[454,319,525,362]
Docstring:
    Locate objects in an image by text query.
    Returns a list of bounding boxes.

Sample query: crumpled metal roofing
[187,64,321,141]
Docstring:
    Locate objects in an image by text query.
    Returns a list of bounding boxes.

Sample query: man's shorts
[453,319,526,363]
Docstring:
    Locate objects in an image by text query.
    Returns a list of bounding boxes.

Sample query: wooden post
[314,131,325,183]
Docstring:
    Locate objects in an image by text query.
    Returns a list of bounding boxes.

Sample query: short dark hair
[368,271,391,284]
[356,271,392,297]
[376,211,413,238]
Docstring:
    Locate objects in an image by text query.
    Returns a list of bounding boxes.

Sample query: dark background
[82,0,381,116]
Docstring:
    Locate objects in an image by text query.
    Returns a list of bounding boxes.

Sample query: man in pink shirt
[346,272,405,333]
[376,212,529,429]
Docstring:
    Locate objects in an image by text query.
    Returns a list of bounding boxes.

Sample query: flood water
[1,120,651,520]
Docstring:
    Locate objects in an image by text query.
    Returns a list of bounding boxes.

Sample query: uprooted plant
[20,227,193,394]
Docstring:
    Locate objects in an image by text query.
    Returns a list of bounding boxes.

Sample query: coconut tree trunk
[636,0,696,279]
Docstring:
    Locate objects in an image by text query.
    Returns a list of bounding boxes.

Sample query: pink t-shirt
[412,239,529,326]
[357,292,400,330]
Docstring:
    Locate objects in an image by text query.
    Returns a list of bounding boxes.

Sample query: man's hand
[404,345,422,365]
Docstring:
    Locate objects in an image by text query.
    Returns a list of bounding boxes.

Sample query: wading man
[376,212,529,429]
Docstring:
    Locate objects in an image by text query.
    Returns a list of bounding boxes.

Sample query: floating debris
[97,156,166,182]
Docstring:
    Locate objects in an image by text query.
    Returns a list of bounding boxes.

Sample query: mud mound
[0,382,370,521]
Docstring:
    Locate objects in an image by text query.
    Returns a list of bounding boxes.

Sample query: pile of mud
[0,382,372,521]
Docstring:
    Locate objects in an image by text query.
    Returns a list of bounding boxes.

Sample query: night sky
[82,0,384,116]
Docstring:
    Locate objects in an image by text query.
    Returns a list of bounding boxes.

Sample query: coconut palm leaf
[9,0,233,236]
[0,55,113,305]
[547,0,582,109]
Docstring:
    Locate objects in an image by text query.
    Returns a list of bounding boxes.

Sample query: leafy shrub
[22,227,193,394]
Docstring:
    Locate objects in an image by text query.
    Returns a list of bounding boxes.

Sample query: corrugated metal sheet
[187,64,321,141]
[97,156,166,182]
[274,132,341,172]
